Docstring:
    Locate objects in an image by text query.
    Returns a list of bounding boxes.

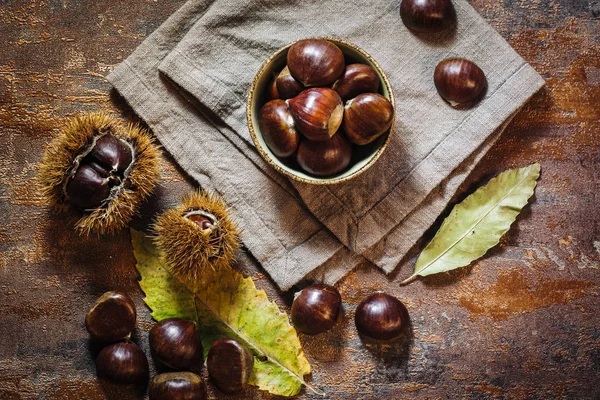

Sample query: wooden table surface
[1,1,598,399]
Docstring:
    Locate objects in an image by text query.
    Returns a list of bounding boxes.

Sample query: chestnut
[343,93,394,145]
[434,58,487,106]
[149,372,206,400]
[65,132,134,210]
[149,318,202,370]
[400,0,456,32]
[85,291,136,342]
[266,74,280,101]
[287,39,345,87]
[332,64,380,102]
[291,284,342,335]
[207,338,254,394]
[287,88,344,142]
[258,99,299,158]
[354,293,409,342]
[275,66,305,100]
[296,133,352,177]
[96,342,149,385]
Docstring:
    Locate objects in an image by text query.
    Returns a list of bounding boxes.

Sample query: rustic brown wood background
[1,0,598,399]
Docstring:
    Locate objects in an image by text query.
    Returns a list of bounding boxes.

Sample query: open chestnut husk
[149,318,202,371]
[149,372,206,400]
[343,93,394,145]
[96,342,149,385]
[275,66,305,100]
[434,58,487,106]
[291,284,342,335]
[355,293,409,342]
[296,133,352,177]
[258,99,299,158]
[153,191,240,282]
[38,112,160,235]
[85,291,136,342]
[287,88,344,142]
[332,64,380,102]
[400,0,456,32]
[207,338,254,394]
[287,39,345,87]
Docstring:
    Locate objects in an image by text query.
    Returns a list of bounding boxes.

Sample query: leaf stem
[399,274,417,285]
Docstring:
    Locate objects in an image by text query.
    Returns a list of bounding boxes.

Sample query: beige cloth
[108,0,544,290]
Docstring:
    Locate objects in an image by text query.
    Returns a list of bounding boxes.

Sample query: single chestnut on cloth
[434,58,487,106]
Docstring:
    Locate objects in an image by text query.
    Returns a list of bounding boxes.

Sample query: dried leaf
[131,229,315,397]
[401,163,541,284]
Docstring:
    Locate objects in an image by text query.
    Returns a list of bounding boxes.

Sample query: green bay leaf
[402,163,541,284]
[131,229,314,397]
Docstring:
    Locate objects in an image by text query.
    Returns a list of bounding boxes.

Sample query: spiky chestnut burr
[38,112,161,235]
[152,191,240,284]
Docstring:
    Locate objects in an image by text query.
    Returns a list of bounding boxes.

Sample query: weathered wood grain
[0,0,598,399]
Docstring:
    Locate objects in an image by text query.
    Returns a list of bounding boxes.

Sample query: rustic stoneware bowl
[247,37,395,185]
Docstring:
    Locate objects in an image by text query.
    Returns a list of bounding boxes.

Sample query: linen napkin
[108,0,544,290]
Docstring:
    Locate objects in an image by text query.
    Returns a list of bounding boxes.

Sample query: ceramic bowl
[247,38,395,185]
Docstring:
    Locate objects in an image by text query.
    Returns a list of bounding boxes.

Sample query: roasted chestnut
[275,66,305,100]
[400,0,456,32]
[355,293,409,342]
[207,338,254,394]
[343,93,394,145]
[332,64,380,102]
[149,318,202,370]
[291,284,342,335]
[434,58,487,106]
[149,372,206,400]
[287,88,344,142]
[287,39,345,87]
[258,99,299,158]
[96,342,149,385]
[85,291,136,342]
[296,133,352,177]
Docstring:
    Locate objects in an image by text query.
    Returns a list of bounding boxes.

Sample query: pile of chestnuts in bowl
[247,37,396,185]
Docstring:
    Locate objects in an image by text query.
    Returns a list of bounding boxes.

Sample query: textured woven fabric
[108,0,544,290]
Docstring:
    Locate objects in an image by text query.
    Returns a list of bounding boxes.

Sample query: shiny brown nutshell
[85,291,136,342]
[65,133,133,210]
[258,99,299,158]
[266,75,280,101]
[207,338,254,394]
[434,58,487,106]
[96,342,149,385]
[400,0,456,32]
[287,88,344,142]
[343,93,394,145]
[149,372,206,400]
[291,284,342,335]
[296,133,352,177]
[275,66,305,100]
[332,63,380,102]
[149,318,202,370]
[355,293,409,342]
[287,39,345,87]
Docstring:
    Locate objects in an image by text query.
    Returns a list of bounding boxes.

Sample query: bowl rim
[246,37,396,185]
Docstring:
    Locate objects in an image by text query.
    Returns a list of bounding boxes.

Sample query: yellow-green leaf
[131,229,314,397]
[401,163,541,284]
